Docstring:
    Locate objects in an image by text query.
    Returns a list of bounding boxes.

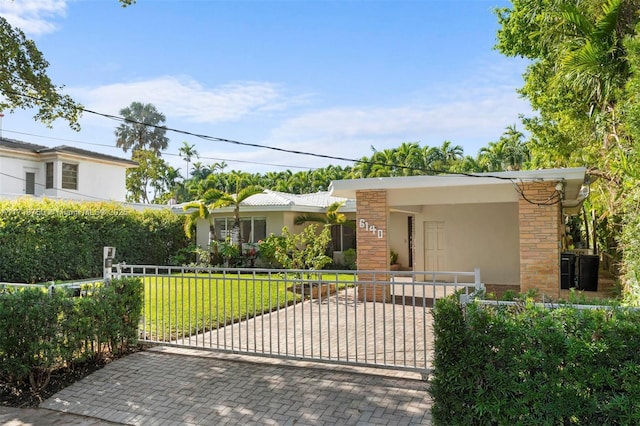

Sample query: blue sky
[1,0,531,175]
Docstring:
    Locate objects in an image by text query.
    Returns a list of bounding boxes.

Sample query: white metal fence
[114,264,483,377]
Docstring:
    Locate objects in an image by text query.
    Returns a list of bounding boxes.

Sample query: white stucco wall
[0,154,129,202]
[43,159,128,201]
[0,155,45,197]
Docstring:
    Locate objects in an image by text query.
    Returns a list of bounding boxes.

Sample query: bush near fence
[431,296,640,425]
[0,278,143,394]
[0,198,189,283]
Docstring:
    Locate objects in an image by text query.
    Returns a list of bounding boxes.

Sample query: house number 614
[359,218,384,239]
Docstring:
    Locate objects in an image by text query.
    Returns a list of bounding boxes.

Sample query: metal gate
[115,265,482,377]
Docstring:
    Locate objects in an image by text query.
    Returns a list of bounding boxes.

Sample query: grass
[141,271,357,341]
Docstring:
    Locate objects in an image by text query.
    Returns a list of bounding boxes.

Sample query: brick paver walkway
[38,346,432,425]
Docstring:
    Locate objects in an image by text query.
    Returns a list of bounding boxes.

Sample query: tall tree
[0,17,81,130]
[178,141,199,178]
[115,102,169,155]
[0,1,133,129]
[495,0,640,293]
[126,150,176,203]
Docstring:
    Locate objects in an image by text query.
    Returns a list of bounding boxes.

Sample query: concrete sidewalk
[3,346,432,425]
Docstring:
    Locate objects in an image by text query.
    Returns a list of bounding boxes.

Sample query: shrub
[0,278,143,394]
[272,225,332,274]
[431,296,640,425]
[343,248,357,270]
[0,198,189,282]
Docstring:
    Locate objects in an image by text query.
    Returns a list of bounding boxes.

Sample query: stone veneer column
[519,181,562,299]
[356,189,391,302]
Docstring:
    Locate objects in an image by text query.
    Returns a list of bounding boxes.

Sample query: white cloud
[0,0,67,35]
[264,91,530,161]
[79,76,306,125]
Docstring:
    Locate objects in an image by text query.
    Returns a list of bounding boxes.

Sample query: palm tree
[438,140,464,170]
[478,141,507,172]
[216,185,264,248]
[421,146,442,174]
[500,125,530,171]
[115,102,170,155]
[178,141,199,178]
[182,188,226,254]
[557,0,628,114]
[294,200,347,227]
[394,142,422,176]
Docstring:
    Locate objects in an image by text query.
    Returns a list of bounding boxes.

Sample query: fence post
[460,268,484,306]
[474,268,484,293]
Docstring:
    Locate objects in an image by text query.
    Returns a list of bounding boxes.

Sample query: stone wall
[356,189,390,301]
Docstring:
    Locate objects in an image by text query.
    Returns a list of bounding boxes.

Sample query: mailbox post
[103,246,116,281]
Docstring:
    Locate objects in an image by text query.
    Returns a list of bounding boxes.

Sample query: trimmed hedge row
[0,277,143,393]
[431,296,640,425]
[0,198,189,283]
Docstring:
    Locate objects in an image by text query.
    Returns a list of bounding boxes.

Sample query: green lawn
[140,272,356,341]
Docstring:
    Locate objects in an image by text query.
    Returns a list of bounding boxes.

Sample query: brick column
[356,189,391,302]
[519,181,562,299]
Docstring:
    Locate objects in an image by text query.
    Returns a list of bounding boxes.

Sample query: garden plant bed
[0,345,149,408]
[0,358,109,408]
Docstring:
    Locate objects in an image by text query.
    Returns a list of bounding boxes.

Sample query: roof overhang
[329,167,589,213]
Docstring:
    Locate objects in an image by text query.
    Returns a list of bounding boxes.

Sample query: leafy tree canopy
[0,17,81,130]
[0,1,133,129]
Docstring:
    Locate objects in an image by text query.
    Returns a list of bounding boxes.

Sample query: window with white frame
[214,217,266,243]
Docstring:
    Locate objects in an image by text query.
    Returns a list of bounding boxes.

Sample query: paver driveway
[38,346,433,425]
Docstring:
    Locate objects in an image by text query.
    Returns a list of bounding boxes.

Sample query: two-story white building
[0,138,137,202]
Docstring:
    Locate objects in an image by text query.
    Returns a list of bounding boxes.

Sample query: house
[0,138,137,202]
[329,167,590,300]
[176,189,357,263]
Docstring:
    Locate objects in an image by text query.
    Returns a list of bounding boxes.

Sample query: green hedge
[431,296,640,425]
[0,278,143,393]
[0,198,188,283]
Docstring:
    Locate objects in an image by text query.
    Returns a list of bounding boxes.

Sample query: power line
[8,90,513,179]
[1,129,313,171]
[5,91,570,206]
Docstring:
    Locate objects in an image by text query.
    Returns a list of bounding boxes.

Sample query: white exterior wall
[0,155,45,197]
[0,154,130,202]
[42,159,127,201]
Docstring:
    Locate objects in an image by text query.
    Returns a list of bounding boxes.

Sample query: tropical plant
[495,0,640,291]
[125,150,178,203]
[182,188,226,251]
[215,184,264,248]
[115,102,170,155]
[294,201,347,227]
[178,141,199,178]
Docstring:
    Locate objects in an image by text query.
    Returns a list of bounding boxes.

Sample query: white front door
[424,221,445,271]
